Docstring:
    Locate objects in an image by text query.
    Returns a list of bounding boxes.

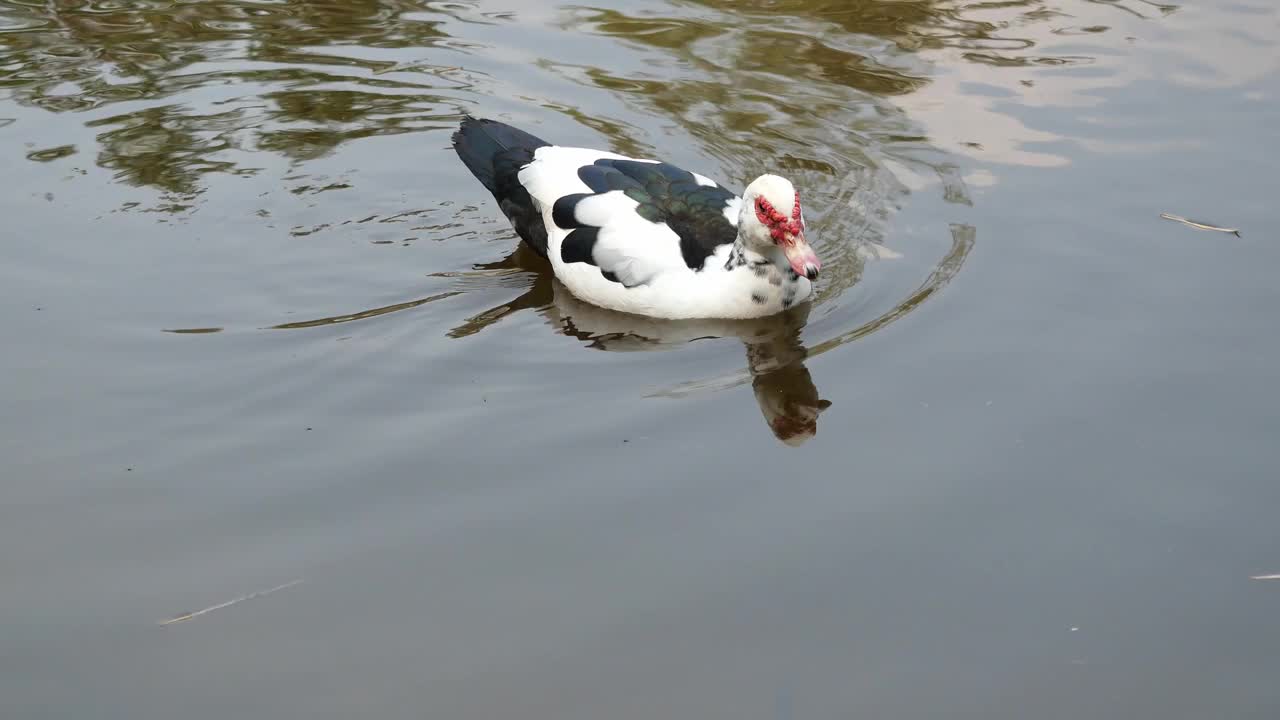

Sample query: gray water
[2,1,1278,717]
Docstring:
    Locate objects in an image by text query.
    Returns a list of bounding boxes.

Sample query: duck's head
[738,174,821,280]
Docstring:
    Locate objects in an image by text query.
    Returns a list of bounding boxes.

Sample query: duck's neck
[724,237,789,272]
[723,237,753,270]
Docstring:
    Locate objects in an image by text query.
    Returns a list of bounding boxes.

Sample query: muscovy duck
[451,116,821,320]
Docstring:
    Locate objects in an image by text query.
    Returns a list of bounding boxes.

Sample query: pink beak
[781,232,821,280]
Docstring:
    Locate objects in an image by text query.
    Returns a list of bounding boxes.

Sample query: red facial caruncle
[754,191,821,281]
[754,195,804,242]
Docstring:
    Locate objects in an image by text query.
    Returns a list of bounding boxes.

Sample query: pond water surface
[2,1,1279,718]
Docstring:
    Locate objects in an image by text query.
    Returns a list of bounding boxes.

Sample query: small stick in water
[1160,213,1241,237]
[159,579,303,626]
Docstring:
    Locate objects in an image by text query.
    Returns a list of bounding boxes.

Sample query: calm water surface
[2,0,1278,717]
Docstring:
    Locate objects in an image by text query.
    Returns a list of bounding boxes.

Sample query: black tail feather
[451,116,553,256]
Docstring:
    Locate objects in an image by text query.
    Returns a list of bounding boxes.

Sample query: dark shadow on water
[544,275,833,447]
[441,246,836,446]
[264,290,462,330]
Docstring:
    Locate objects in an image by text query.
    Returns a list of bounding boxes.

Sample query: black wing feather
[454,117,739,272]
[552,193,593,230]
[560,226,600,265]
[569,158,737,272]
[452,117,552,256]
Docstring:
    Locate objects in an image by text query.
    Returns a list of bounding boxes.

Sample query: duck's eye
[755,197,777,225]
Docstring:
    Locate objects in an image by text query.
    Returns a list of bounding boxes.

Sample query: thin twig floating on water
[1250,574,1280,581]
[158,579,303,626]
[1160,213,1241,236]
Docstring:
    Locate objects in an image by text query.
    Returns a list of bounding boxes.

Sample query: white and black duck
[451,116,822,320]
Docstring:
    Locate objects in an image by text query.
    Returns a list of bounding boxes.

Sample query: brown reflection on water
[0,0,1174,202]
[0,0,464,194]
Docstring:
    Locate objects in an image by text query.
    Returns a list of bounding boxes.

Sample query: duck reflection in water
[444,247,832,446]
